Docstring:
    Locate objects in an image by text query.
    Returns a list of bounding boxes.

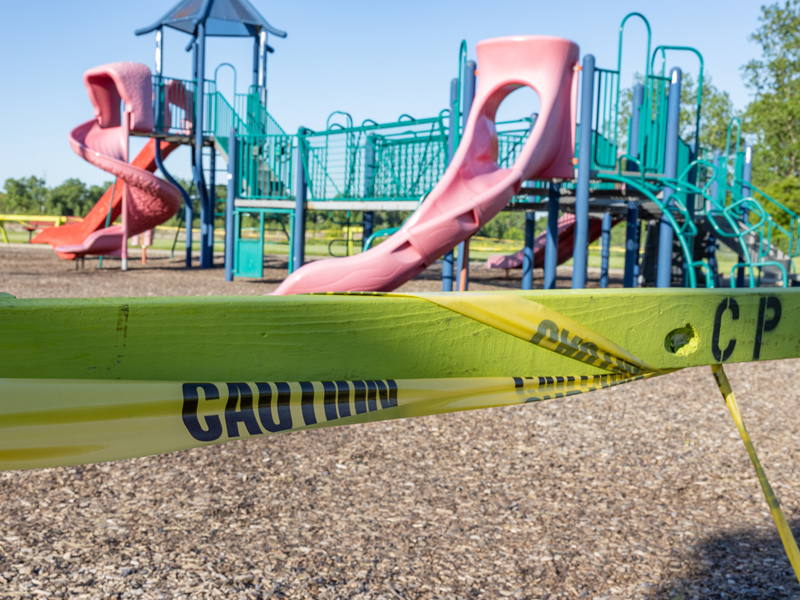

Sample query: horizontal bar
[2,289,797,383]
[235,200,421,211]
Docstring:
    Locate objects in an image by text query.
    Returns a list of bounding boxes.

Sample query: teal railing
[152,76,197,135]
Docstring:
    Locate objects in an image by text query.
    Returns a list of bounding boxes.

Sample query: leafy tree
[617,73,736,157]
[679,74,737,152]
[2,176,48,214]
[45,178,105,216]
[742,0,800,186]
[478,211,525,240]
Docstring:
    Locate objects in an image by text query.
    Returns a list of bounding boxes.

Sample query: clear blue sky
[0,0,765,188]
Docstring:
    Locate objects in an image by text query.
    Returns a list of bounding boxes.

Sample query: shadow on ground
[651,521,800,599]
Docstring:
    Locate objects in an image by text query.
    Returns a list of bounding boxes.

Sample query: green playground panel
[233,208,295,278]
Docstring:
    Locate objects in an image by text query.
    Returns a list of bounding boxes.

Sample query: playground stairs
[705,219,799,286]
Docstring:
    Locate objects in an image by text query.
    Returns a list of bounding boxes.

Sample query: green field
[1,224,793,278]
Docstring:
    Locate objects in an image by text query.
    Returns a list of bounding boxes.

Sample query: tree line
[3,2,799,238]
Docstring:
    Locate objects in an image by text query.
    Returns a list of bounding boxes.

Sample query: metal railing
[299,114,449,202]
[152,76,196,135]
[592,68,620,170]
[237,134,294,200]
[212,92,247,157]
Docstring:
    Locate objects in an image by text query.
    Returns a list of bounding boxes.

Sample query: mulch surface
[1,245,799,599]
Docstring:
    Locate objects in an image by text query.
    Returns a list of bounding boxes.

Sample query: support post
[624,85,644,289]
[736,145,754,288]
[194,24,212,269]
[121,110,131,272]
[259,31,268,109]
[521,210,535,290]
[154,139,192,268]
[292,133,307,273]
[684,142,698,288]
[656,67,682,288]
[544,182,560,290]
[600,212,612,288]
[741,145,753,198]
[207,144,216,265]
[629,83,644,169]
[362,135,375,250]
[623,201,640,287]
[442,77,459,292]
[572,54,595,289]
[252,36,259,89]
[225,129,237,282]
[154,29,164,131]
[456,61,477,292]
[711,150,721,200]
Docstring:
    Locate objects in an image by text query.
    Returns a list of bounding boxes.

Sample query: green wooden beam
[1,289,797,382]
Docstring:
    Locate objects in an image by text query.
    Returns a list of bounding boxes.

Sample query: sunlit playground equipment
[8,0,800,583]
[30,1,800,292]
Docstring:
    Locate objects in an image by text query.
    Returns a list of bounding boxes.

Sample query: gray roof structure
[135,0,287,38]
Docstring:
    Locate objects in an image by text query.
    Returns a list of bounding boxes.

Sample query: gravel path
[1,245,799,599]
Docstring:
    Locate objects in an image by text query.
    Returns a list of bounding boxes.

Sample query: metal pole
[456,61,476,292]
[600,212,612,288]
[544,183,560,290]
[742,145,753,198]
[706,150,728,287]
[154,29,164,131]
[252,36,259,89]
[155,28,163,76]
[208,145,216,265]
[259,31,268,109]
[362,135,375,250]
[656,67,682,288]
[121,110,131,272]
[292,133,306,273]
[623,201,640,287]
[741,144,753,227]
[194,24,211,269]
[521,210,535,290]
[225,129,237,281]
[154,140,192,267]
[711,149,721,201]
[572,54,595,289]
[442,77,459,292]
[737,144,754,287]
[629,83,644,167]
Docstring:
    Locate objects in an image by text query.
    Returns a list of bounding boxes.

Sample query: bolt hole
[665,324,699,356]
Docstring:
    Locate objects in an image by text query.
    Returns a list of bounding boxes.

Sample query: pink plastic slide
[37,63,182,258]
[274,36,580,294]
[486,213,608,270]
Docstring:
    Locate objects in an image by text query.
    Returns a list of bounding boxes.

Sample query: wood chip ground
[1,246,799,599]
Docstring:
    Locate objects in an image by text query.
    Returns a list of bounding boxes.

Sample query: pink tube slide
[486,214,610,270]
[274,36,580,294]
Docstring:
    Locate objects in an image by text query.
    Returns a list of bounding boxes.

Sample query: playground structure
[5,4,800,585]
[27,3,800,291]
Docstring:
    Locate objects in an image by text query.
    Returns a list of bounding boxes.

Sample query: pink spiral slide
[274,36,580,295]
[34,63,182,258]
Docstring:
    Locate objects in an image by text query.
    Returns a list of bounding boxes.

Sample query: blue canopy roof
[136,0,287,38]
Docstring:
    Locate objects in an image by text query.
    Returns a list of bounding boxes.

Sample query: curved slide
[274,36,580,294]
[33,63,182,259]
[486,213,608,271]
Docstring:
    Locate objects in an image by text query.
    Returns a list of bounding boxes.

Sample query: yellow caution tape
[0,371,654,471]
[1,292,797,578]
[711,364,800,584]
[0,293,662,471]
